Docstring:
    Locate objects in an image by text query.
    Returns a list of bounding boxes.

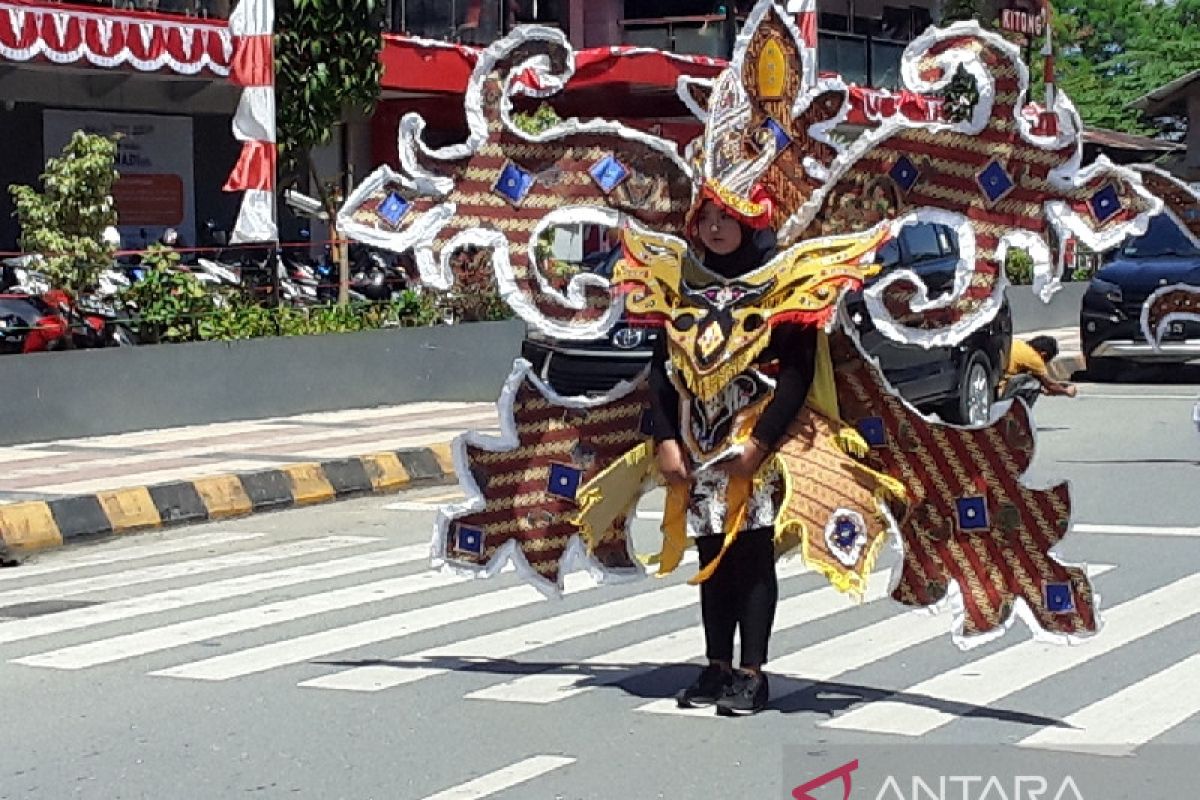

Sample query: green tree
[9,132,119,295]
[276,0,384,303]
[1055,0,1200,135]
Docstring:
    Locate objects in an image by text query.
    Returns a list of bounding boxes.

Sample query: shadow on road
[1074,364,1200,384]
[312,655,1068,728]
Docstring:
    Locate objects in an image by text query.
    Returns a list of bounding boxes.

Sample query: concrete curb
[0,444,457,560]
[1050,354,1086,382]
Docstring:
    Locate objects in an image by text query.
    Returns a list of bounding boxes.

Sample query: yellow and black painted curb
[0,444,457,558]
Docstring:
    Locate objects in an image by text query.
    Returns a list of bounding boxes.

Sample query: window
[903,223,943,262]
[624,0,720,19]
[514,0,562,25]
[876,239,901,269]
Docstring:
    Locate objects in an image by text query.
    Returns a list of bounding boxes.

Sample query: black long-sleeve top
[648,322,818,452]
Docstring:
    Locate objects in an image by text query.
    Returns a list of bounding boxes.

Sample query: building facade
[0,0,242,252]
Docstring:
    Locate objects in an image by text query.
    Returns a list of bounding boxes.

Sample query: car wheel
[944,351,993,426]
[1084,356,1123,382]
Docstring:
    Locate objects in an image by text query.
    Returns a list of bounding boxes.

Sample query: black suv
[1081,213,1200,380]
[522,222,1012,425]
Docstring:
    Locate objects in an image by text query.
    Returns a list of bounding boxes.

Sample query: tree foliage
[275,0,384,163]
[1055,0,1200,135]
[9,132,119,295]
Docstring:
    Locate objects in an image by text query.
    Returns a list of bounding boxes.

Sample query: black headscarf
[701,224,778,280]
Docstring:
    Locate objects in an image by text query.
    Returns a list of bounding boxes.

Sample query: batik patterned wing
[436,362,653,596]
[798,23,1160,348]
[339,27,694,341]
[829,331,1098,647]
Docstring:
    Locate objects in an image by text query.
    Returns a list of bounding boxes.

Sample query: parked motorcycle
[0,292,71,354]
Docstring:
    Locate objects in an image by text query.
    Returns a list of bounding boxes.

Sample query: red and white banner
[223,0,275,243]
[0,0,230,75]
[786,0,817,84]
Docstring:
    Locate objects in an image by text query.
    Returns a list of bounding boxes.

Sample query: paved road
[1,386,1198,799]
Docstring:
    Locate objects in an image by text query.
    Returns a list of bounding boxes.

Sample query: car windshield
[1120,214,1200,258]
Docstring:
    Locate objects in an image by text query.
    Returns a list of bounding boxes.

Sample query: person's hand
[719,439,767,480]
[656,440,692,486]
[1064,384,1078,398]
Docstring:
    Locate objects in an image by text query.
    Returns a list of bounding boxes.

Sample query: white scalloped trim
[335,164,457,290]
[433,358,651,598]
[1141,283,1200,349]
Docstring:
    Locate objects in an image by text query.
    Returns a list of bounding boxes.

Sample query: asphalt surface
[1,383,1198,800]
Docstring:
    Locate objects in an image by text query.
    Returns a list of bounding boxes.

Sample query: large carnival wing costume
[340,1,1167,647]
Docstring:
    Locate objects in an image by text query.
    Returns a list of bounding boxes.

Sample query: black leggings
[696,527,779,668]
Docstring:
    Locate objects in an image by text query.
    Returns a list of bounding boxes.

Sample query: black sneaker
[675,664,732,708]
[715,670,769,716]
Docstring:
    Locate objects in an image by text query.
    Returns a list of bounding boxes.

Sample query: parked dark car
[522,222,1011,425]
[1081,213,1200,380]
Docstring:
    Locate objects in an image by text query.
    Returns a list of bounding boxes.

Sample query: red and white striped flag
[786,0,818,84]
[223,0,277,243]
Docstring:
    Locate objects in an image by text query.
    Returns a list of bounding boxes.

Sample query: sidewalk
[0,402,497,504]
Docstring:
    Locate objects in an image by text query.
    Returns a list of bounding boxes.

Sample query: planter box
[1009,282,1087,334]
[0,321,524,446]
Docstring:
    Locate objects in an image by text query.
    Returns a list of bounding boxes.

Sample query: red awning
[381,34,724,95]
[379,36,1069,139]
[0,0,230,77]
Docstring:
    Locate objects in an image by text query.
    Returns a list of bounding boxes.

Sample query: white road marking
[0,536,375,606]
[1073,523,1200,538]
[637,565,1115,718]
[0,545,428,645]
[0,531,265,583]
[147,573,598,681]
[417,756,574,800]
[821,569,1200,737]
[13,563,467,670]
[301,553,744,693]
[1018,649,1200,755]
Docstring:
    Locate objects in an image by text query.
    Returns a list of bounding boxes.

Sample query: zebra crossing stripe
[822,569,1200,737]
[474,561,880,707]
[1017,648,1200,755]
[0,544,429,645]
[12,564,472,671]
[0,535,375,606]
[417,755,575,800]
[298,553,738,693]
[146,573,598,682]
[0,531,265,583]
[637,564,1116,717]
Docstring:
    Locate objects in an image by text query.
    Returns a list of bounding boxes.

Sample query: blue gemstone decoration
[889,155,920,193]
[1089,184,1122,224]
[762,118,792,154]
[857,417,887,447]
[589,154,630,194]
[1045,582,1076,613]
[547,462,583,502]
[493,162,536,205]
[977,160,1014,203]
[832,517,861,549]
[956,496,990,531]
[454,525,485,556]
[375,191,411,227]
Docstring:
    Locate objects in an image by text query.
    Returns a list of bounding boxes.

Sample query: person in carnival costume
[654,188,819,714]
[335,0,1190,716]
